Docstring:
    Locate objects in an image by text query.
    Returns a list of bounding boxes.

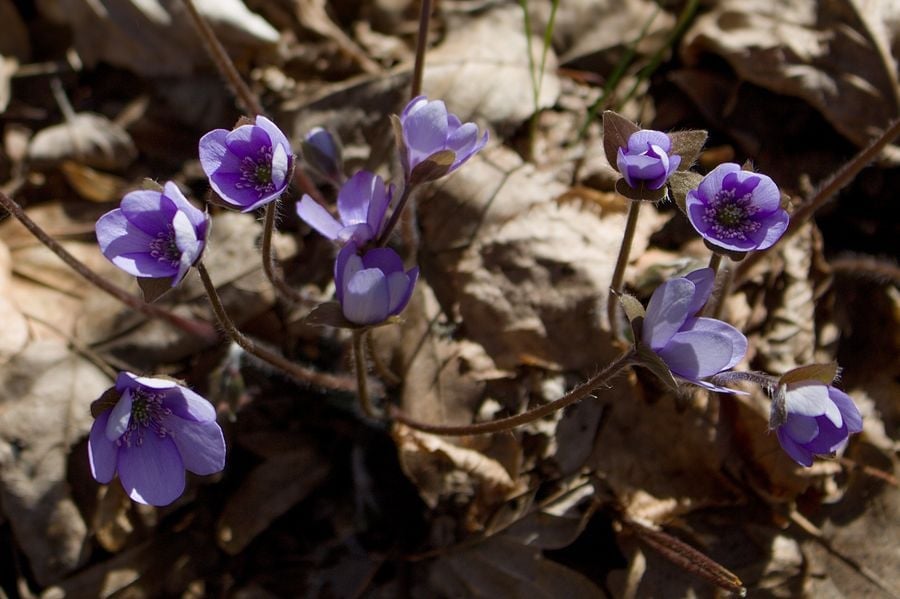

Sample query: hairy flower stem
[376,184,414,247]
[701,253,729,317]
[607,201,642,338]
[735,117,900,286]
[196,261,363,393]
[707,252,722,274]
[353,330,376,418]
[181,0,264,117]
[260,202,309,305]
[391,349,636,436]
[0,190,217,340]
[410,0,433,99]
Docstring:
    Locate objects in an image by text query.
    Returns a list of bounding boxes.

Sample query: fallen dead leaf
[28,112,138,171]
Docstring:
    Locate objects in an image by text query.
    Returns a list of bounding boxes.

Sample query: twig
[391,349,635,435]
[0,189,218,341]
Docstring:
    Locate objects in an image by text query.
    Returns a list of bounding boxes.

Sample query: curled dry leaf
[0,239,28,366]
[682,0,900,151]
[0,340,112,586]
[28,112,138,171]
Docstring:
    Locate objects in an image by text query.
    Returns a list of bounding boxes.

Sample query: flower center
[148,224,181,267]
[236,145,276,196]
[702,187,760,240]
[118,388,172,447]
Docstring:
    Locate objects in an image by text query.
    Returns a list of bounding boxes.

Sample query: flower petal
[88,410,118,483]
[783,412,819,443]
[696,162,741,203]
[362,247,404,275]
[338,171,376,226]
[749,209,789,251]
[656,328,735,380]
[627,129,672,153]
[105,389,133,441]
[199,129,229,176]
[119,190,174,236]
[403,99,449,155]
[343,268,390,324]
[642,278,695,350]
[829,387,863,433]
[776,426,814,467]
[334,242,361,302]
[684,268,715,315]
[784,382,840,422]
[296,195,342,240]
[164,385,216,422]
[680,317,747,370]
[163,415,226,476]
[117,432,185,506]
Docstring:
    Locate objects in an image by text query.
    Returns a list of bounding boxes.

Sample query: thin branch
[391,349,636,436]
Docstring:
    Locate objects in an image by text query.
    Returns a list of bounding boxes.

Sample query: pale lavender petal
[163,415,225,476]
[783,412,819,443]
[198,129,229,176]
[337,223,375,245]
[784,383,839,422]
[164,385,216,423]
[749,209,789,251]
[386,271,411,314]
[172,210,200,284]
[745,173,780,212]
[334,243,360,301]
[117,433,185,506]
[119,190,173,236]
[681,317,747,370]
[163,182,207,231]
[404,99,449,154]
[776,427,814,467]
[696,162,741,203]
[447,122,478,155]
[105,389,133,441]
[643,278,694,350]
[338,171,376,226]
[343,268,390,324]
[255,115,292,154]
[127,374,179,390]
[684,268,714,314]
[627,129,671,153]
[366,180,391,236]
[88,411,117,483]
[830,388,862,433]
[362,247,404,275]
[270,143,289,190]
[656,328,735,380]
[297,195,342,240]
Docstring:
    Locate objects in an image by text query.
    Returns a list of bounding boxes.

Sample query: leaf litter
[0,0,898,597]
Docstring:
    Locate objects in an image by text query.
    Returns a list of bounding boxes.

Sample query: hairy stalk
[0,190,217,340]
[181,0,264,116]
[197,261,363,393]
[707,264,734,319]
[353,330,375,417]
[391,349,636,436]
[366,331,402,386]
[410,0,433,99]
[260,201,309,305]
[735,117,900,286]
[607,200,642,338]
[707,252,722,274]
[376,183,414,247]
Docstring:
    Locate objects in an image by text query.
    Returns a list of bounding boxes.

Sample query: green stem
[260,201,309,304]
[181,0,264,117]
[391,349,636,436]
[607,200,642,338]
[353,330,375,418]
[708,252,722,274]
[196,261,362,393]
[410,0,433,99]
[703,256,732,319]
[0,189,217,341]
[735,116,900,286]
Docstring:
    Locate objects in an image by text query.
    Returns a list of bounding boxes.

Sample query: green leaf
[667,170,703,214]
[635,343,680,391]
[137,276,175,303]
[668,129,708,170]
[409,149,456,185]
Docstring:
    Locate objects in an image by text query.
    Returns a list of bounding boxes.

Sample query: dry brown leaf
[682,0,900,152]
[0,239,28,365]
[27,112,137,171]
[426,534,603,598]
[217,447,330,555]
[423,4,560,128]
[0,340,112,586]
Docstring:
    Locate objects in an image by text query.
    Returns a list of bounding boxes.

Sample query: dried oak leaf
[682,0,900,152]
[0,340,112,586]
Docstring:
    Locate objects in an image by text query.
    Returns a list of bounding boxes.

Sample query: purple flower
[301,127,343,184]
[772,381,863,467]
[88,372,226,506]
[334,242,418,325]
[199,115,293,212]
[616,129,681,190]
[642,268,747,391]
[296,171,391,246]
[398,95,488,182]
[686,163,789,253]
[95,182,209,286]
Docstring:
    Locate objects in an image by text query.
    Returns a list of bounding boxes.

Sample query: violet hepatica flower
[296,171,391,246]
[642,268,747,391]
[335,242,418,325]
[617,129,681,191]
[398,95,488,183]
[199,115,293,212]
[686,163,789,254]
[89,372,226,506]
[96,181,208,286]
[772,381,862,467]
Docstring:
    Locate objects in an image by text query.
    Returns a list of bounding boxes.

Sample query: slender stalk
[260,201,309,304]
[353,330,375,417]
[196,261,362,393]
[708,264,733,319]
[607,201,642,338]
[410,0,433,99]
[391,349,636,436]
[735,117,900,286]
[707,252,722,273]
[366,331,402,387]
[181,0,264,116]
[376,183,414,247]
[0,190,217,340]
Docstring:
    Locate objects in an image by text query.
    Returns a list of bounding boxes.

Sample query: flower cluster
[89,372,225,506]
